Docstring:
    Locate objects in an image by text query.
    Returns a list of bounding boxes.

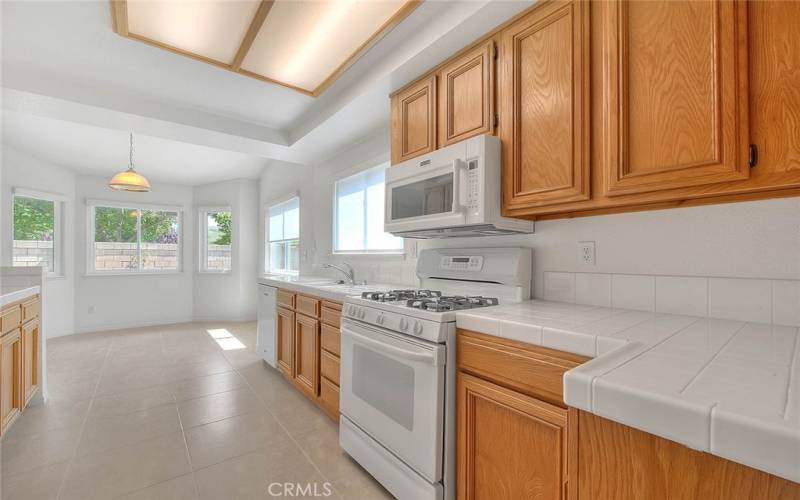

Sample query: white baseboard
[72,316,195,335]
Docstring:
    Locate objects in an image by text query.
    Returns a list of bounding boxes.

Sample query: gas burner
[401,295,501,311]
[361,289,442,302]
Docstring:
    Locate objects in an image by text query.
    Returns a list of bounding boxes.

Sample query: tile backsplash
[543,271,800,326]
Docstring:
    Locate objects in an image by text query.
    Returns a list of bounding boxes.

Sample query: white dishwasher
[256,283,278,368]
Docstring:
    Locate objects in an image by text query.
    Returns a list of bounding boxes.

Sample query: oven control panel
[439,255,483,271]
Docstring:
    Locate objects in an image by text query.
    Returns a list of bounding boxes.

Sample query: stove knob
[413,321,423,335]
[399,317,409,332]
[376,314,385,325]
[358,308,366,319]
[347,305,355,316]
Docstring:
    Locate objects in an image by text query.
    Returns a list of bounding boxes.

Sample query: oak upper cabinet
[437,41,495,148]
[22,319,39,406]
[1,328,22,435]
[276,306,295,378]
[601,0,750,196]
[294,313,319,398]
[499,0,591,215]
[391,75,437,164]
[458,373,570,499]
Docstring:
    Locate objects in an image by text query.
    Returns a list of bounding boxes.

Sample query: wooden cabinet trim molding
[1,306,22,336]
[296,294,320,318]
[276,306,295,378]
[438,41,495,147]
[0,328,23,435]
[21,298,40,324]
[294,313,320,398]
[500,0,591,210]
[458,329,589,408]
[21,319,39,406]
[602,0,750,197]
[277,289,296,310]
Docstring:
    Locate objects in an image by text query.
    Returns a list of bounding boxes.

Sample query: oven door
[384,159,469,234]
[340,318,446,483]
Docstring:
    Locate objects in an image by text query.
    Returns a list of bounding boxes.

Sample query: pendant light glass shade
[109,133,151,192]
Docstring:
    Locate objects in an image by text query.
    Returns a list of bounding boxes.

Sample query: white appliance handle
[342,323,441,365]
[451,158,466,214]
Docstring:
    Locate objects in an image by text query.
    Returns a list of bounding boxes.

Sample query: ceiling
[1,0,533,185]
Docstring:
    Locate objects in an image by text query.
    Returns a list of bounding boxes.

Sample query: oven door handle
[342,326,442,366]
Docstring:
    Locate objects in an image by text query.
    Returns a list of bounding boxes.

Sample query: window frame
[265,195,300,276]
[86,199,184,276]
[198,206,233,274]
[12,188,66,278]
[332,163,404,255]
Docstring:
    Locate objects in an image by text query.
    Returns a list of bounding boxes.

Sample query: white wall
[73,175,195,333]
[1,146,76,337]
[259,126,418,286]
[194,179,259,321]
[258,130,800,298]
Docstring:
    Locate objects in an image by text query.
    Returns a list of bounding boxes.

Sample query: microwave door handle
[343,326,441,365]
[451,158,466,214]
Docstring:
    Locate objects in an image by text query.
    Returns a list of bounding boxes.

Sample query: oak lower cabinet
[276,306,295,378]
[22,319,39,406]
[499,0,591,212]
[1,295,41,438]
[1,328,23,435]
[275,290,341,422]
[457,329,587,500]
[294,313,319,398]
[390,75,437,164]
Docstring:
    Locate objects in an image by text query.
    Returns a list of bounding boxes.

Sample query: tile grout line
[54,338,113,500]
[781,328,799,421]
[232,365,346,499]
[677,321,749,395]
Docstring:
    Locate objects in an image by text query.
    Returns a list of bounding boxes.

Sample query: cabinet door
[500,0,590,213]
[602,0,749,196]
[458,372,569,500]
[294,313,319,398]
[22,320,39,406]
[438,41,495,147]
[391,75,437,164]
[276,307,295,378]
[1,329,23,436]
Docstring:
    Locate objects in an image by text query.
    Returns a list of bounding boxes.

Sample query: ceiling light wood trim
[109,0,128,37]
[231,0,275,71]
[310,0,421,97]
[109,0,420,98]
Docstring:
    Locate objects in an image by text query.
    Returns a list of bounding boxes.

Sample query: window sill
[84,271,184,277]
[45,274,66,280]
[198,270,233,275]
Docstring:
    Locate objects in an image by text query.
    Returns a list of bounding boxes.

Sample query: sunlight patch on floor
[206,328,246,350]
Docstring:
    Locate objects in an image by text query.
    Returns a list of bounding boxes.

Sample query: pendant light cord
[129,133,134,170]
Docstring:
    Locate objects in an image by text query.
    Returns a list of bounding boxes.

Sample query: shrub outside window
[12,191,63,275]
[200,208,232,272]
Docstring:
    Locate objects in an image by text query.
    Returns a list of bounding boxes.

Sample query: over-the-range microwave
[384,134,534,238]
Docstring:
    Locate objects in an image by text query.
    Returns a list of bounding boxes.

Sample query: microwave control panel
[466,159,480,210]
[439,256,484,271]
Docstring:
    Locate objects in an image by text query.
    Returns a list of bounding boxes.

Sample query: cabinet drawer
[296,295,320,317]
[321,305,341,327]
[321,323,341,356]
[21,298,40,323]
[320,350,340,386]
[277,289,295,309]
[457,329,590,408]
[1,306,22,335]
[318,376,340,421]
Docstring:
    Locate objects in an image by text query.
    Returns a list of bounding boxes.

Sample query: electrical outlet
[579,241,596,266]
[409,241,418,259]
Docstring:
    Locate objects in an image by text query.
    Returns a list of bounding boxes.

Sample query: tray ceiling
[112,0,419,96]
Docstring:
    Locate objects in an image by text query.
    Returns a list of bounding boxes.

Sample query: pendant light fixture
[109,133,151,192]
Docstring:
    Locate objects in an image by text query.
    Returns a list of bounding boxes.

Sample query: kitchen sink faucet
[323,262,360,285]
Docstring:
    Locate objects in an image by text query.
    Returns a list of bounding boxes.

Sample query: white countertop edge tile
[0,286,40,308]
[257,276,403,303]
[711,407,800,483]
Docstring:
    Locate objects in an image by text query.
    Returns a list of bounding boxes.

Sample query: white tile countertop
[258,275,406,302]
[456,300,800,483]
[0,285,40,308]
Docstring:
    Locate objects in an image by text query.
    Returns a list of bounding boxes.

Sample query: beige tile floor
[1,322,393,500]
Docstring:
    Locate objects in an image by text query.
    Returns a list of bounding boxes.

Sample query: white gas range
[338,247,532,500]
